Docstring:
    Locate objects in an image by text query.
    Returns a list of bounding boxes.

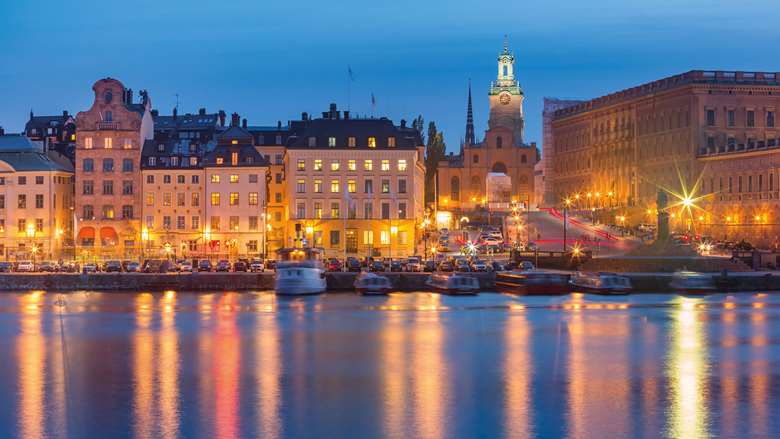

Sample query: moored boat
[570,271,632,295]
[495,271,571,295]
[274,248,327,296]
[425,273,480,295]
[354,271,392,295]
[669,270,715,295]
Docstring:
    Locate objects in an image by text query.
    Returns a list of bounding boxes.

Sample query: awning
[99,227,118,245]
[77,226,95,240]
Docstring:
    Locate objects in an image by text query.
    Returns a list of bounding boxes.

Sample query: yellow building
[251,124,290,256]
[0,135,74,260]
[283,105,425,258]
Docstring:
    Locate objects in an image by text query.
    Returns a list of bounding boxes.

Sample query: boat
[495,271,571,295]
[669,270,716,295]
[274,248,327,296]
[570,271,632,295]
[425,273,480,295]
[354,271,393,295]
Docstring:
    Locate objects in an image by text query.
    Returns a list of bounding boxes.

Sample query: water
[1,290,780,439]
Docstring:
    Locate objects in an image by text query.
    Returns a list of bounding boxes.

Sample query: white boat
[425,273,480,295]
[570,271,632,295]
[274,248,327,296]
[669,270,716,295]
[354,271,392,295]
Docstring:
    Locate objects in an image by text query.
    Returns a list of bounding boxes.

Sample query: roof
[126,103,147,117]
[204,144,270,168]
[141,138,214,169]
[24,114,73,132]
[0,135,43,152]
[154,113,220,130]
[286,117,422,149]
[0,151,74,172]
[217,125,254,143]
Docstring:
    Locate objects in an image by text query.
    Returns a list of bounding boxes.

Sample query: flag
[348,66,355,82]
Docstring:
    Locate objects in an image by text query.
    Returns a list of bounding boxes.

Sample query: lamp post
[141,228,149,261]
[390,225,398,259]
[563,198,572,252]
[202,229,211,261]
[26,223,36,264]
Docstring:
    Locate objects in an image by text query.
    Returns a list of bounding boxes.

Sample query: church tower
[464,80,475,145]
[487,36,524,145]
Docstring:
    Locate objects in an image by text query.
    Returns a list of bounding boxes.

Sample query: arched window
[521,154,527,164]
[496,136,503,149]
[503,65,508,77]
[491,162,507,174]
[450,177,460,201]
[473,154,479,164]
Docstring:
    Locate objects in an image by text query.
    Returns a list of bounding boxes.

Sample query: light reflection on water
[2,291,780,438]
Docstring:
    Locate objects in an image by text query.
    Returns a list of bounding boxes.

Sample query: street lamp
[202,229,211,261]
[141,228,149,260]
[26,223,36,263]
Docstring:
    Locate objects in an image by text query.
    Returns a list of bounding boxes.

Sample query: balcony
[96,121,119,130]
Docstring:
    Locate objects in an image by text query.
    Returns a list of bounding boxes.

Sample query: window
[364,202,373,219]
[146,175,155,184]
[83,181,94,195]
[388,137,396,147]
[163,192,171,206]
[738,176,743,193]
[123,181,133,195]
[17,194,26,209]
[229,192,239,206]
[382,179,390,193]
[275,192,282,203]
[749,176,753,192]
[330,230,340,246]
[18,176,26,185]
[727,109,735,127]
[163,175,171,184]
[380,230,389,245]
[274,154,283,164]
[768,111,776,128]
[348,159,356,171]
[123,139,132,149]
[123,205,134,220]
[496,136,503,148]
[331,202,340,219]
[211,175,220,183]
[230,216,240,230]
[35,194,43,209]
[210,216,220,231]
[399,202,407,219]
[191,216,199,230]
[17,219,25,233]
[216,157,224,165]
[365,179,373,194]
[191,192,200,207]
[473,155,479,164]
[348,203,356,219]
[249,174,258,184]
[231,152,238,166]
[364,160,373,171]
[314,202,322,219]
[398,179,407,194]
[176,192,185,206]
[381,160,390,171]
[331,161,340,171]
[314,179,322,193]
[83,205,94,220]
[308,137,316,147]
[35,176,43,185]
[122,159,133,172]
[398,231,408,246]
[314,159,322,171]
[102,180,113,195]
[328,137,336,147]
[368,137,376,148]
[728,177,733,193]
[84,137,93,149]
[175,215,185,229]
[146,192,154,206]
[275,135,282,145]
[747,110,755,127]
[35,218,43,232]
[363,230,374,245]
[297,159,306,171]
[192,175,199,184]
[248,192,258,205]
[163,216,172,229]
[0,195,4,209]
[230,174,239,183]
[102,205,114,219]
[381,202,390,219]
[104,138,112,149]
[148,157,156,166]
[297,179,306,193]
[451,176,460,201]
[398,160,407,171]
[296,202,305,219]
[103,159,114,172]
[248,216,258,231]
[211,192,220,206]
[348,180,356,193]
[706,109,716,126]
[331,179,340,193]
[83,159,94,172]
[177,175,185,184]
[348,137,356,147]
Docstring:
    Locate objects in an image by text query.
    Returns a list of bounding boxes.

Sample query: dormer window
[171,157,178,166]
[368,137,376,148]
[189,157,198,166]
[387,137,396,147]
[328,137,336,147]
[231,152,238,166]
[157,144,165,152]
[216,157,224,165]
[308,136,316,147]
[148,157,156,166]
[231,139,238,145]
[348,137,356,147]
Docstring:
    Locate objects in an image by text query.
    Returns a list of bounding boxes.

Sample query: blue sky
[1,0,778,153]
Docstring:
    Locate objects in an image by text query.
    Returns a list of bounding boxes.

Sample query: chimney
[173,107,178,120]
[63,110,69,118]
[126,88,133,104]
[322,111,329,119]
[0,127,4,136]
[277,120,282,129]
[301,112,308,121]
[230,112,240,127]
[343,111,350,120]
[400,119,406,128]
[151,109,159,117]
[329,103,339,119]
[218,110,226,127]
[199,107,206,116]
[242,118,247,129]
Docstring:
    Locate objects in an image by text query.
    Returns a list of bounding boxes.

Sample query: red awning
[76,227,95,240]
[99,227,118,245]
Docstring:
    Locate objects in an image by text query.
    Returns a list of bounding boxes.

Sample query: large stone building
[437,40,538,218]
[0,135,74,260]
[541,98,583,205]
[74,78,154,260]
[283,104,425,258]
[548,70,780,244]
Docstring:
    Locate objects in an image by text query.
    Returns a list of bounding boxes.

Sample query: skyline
[1,0,779,152]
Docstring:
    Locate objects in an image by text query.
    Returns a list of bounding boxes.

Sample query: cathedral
[437,39,539,217]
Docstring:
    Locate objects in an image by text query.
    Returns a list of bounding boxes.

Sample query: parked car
[390,260,403,272]
[455,259,472,272]
[39,261,59,272]
[470,259,489,272]
[126,261,141,272]
[405,256,422,272]
[438,261,454,272]
[519,260,535,271]
[249,259,265,272]
[105,260,123,272]
[0,261,13,272]
[346,257,362,272]
[327,258,343,272]
[491,261,505,272]
[142,259,162,273]
[423,260,436,272]
[197,259,213,272]
[121,260,134,272]
[60,261,79,273]
[216,260,231,272]
[265,259,277,271]
[370,260,385,272]
[233,260,248,272]
[83,262,99,273]
[16,261,35,272]
[179,260,193,272]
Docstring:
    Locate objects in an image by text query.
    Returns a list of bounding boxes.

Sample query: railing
[96,121,119,130]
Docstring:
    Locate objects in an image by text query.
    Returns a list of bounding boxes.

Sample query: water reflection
[749,294,768,438]
[215,293,240,439]
[503,306,531,438]
[256,296,281,439]
[132,294,154,439]
[410,294,448,439]
[17,291,45,439]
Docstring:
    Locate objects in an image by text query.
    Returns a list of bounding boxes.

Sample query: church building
[437,39,539,218]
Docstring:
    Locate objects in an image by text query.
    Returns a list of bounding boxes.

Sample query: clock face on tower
[499,93,511,105]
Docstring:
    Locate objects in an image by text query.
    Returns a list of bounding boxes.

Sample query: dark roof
[154,113,220,130]
[217,125,254,143]
[0,150,73,172]
[0,135,42,152]
[204,144,269,168]
[126,103,147,117]
[286,117,421,149]
[141,138,214,169]
[24,114,73,132]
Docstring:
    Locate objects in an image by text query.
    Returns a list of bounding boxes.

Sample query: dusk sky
[1,0,778,153]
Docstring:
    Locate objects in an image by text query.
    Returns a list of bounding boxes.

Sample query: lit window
[328,137,336,147]
[231,152,238,165]
[211,175,220,183]
[368,137,376,148]
[331,179,340,193]
[381,160,390,171]
[84,137,93,149]
[211,192,220,206]
[398,159,407,171]
[364,160,373,171]
[363,230,373,245]
[331,202,340,219]
[297,179,306,193]
[348,137,356,147]
[229,192,239,205]
[380,230,389,245]
[248,192,258,205]
[314,202,322,219]
[298,159,306,171]
[230,216,239,230]
[123,139,132,149]
[163,193,171,206]
[104,138,112,149]
[348,179,356,193]
[314,159,322,171]
[314,179,322,193]
[145,192,154,206]
[388,137,396,147]
[230,174,239,183]
[331,161,340,171]
[382,180,390,193]
[231,139,238,145]
[216,157,224,165]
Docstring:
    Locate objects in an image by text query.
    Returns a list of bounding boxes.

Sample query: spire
[465,79,475,145]
[502,34,509,55]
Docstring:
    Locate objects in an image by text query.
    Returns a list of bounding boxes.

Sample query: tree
[412,115,425,144]
[424,121,446,205]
